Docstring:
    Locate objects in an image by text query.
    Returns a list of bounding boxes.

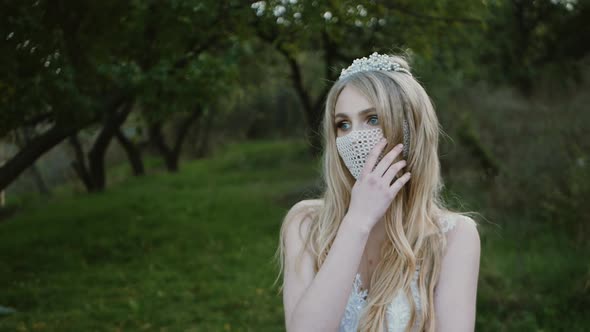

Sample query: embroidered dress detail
[338,214,458,332]
[340,273,369,332]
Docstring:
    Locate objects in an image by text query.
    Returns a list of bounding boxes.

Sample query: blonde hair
[274,53,477,331]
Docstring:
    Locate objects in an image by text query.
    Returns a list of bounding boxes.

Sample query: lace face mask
[336,127,385,179]
[336,122,409,180]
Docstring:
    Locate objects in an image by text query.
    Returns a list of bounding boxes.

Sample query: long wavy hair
[274,53,477,332]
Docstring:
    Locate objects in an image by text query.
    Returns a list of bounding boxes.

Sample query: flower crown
[339,52,412,80]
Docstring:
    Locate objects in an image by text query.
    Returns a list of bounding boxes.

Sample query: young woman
[274,52,480,332]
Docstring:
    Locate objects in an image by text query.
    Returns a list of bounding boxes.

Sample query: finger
[373,143,404,177]
[359,138,388,179]
[382,159,407,185]
[388,172,411,196]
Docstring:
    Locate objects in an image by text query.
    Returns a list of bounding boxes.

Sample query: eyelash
[336,115,379,129]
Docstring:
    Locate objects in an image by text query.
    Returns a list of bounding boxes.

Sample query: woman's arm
[434,216,481,332]
[282,201,371,332]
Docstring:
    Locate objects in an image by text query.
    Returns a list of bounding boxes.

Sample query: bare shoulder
[285,199,323,224]
[434,213,480,330]
[443,213,481,259]
[282,199,323,244]
[451,214,479,240]
[293,198,324,210]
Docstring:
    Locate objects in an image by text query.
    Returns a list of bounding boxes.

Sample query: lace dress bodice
[339,215,458,332]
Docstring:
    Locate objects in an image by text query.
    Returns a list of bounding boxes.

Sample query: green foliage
[0,1,141,135]
[477,0,589,92]
[540,153,590,242]
[0,2,85,134]
[0,0,245,137]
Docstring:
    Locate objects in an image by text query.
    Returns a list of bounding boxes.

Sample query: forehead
[334,84,373,117]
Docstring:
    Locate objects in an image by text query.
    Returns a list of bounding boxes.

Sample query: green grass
[0,139,588,331]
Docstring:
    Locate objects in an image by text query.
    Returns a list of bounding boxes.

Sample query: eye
[336,121,350,130]
[368,115,379,125]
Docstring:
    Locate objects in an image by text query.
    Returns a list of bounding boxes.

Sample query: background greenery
[1,0,589,331]
[1,141,588,331]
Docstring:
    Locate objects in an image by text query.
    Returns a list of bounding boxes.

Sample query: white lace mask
[336,127,386,179]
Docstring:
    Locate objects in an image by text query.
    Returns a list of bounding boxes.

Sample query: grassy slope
[0,139,587,331]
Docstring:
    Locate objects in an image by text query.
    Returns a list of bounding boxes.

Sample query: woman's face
[334,85,380,138]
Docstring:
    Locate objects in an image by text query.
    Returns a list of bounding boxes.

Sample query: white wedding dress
[339,215,459,332]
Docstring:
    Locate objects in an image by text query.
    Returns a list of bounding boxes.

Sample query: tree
[246,0,487,155]
[0,0,138,191]
[479,0,590,95]
[0,0,242,190]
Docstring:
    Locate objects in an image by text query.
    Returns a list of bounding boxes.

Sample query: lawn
[0,139,587,331]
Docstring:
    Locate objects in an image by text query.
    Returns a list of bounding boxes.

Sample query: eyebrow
[334,107,376,120]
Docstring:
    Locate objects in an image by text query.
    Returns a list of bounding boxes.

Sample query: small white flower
[273,5,286,17]
[251,1,266,16]
[44,60,50,67]
[357,5,367,17]
[251,1,265,9]
[378,18,386,26]
[323,11,332,20]
[293,12,301,19]
[7,32,14,40]
[277,17,285,24]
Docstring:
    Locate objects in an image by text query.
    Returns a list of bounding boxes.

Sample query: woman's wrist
[341,213,376,237]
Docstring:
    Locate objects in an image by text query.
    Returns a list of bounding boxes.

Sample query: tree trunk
[0,124,85,191]
[15,128,51,195]
[86,102,134,191]
[149,106,203,172]
[115,128,145,176]
[193,108,213,158]
[0,91,128,191]
[277,47,329,158]
[68,134,95,191]
[148,122,178,172]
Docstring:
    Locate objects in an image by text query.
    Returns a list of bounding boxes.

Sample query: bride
[274,52,480,332]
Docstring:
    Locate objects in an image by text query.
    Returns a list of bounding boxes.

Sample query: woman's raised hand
[346,138,411,232]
